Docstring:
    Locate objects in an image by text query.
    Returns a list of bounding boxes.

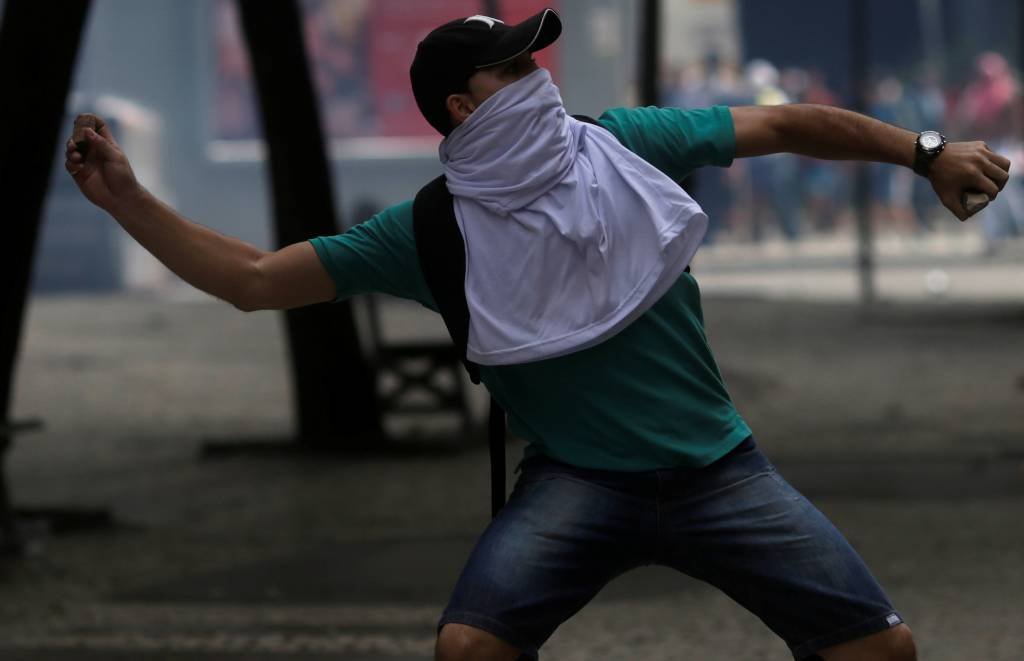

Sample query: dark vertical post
[850,0,875,305]
[917,0,945,83]
[238,0,381,448]
[639,1,695,195]
[639,0,660,107]
[0,0,93,549]
[0,456,13,551]
[483,0,500,20]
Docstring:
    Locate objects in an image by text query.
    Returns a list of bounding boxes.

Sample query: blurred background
[20,0,1024,302]
[1,1,1022,659]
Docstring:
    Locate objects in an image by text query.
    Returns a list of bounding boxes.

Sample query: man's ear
[445,93,476,128]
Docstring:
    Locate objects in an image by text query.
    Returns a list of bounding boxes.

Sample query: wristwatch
[912,130,947,177]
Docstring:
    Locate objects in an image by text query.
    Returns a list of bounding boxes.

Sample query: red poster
[368,0,482,136]
[213,0,561,140]
[369,0,561,136]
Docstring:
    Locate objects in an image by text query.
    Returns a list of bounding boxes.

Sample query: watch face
[920,132,943,150]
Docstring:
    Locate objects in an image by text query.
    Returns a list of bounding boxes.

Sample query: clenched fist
[928,141,1012,221]
[65,113,142,213]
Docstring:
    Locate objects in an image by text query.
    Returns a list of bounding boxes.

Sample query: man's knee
[885,624,918,661]
[435,622,523,661]
[817,623,916,661]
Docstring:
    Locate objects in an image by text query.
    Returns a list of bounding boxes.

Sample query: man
[65,9,1009,661]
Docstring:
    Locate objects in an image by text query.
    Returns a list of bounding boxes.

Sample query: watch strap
[912,149,932,177]
[913,132,945,177]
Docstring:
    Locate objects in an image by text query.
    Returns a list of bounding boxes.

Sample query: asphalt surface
[1,247,1022,660]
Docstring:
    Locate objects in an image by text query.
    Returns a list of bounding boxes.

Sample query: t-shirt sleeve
[307,200,437,310]
[596,105,736,181]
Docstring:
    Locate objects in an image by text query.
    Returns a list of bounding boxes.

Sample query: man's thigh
[437,458,657,659]
[656,441,905,660]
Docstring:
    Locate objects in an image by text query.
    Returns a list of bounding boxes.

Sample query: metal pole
[850,0,875,305]
[640,0,696,195]
[238,0,382,448]
[639,0,660,106]
[0,0,93,554]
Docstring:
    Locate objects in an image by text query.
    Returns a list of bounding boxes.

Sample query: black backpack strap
[413,175,481,384]
[488,398,506,518]
[412,175,507,518]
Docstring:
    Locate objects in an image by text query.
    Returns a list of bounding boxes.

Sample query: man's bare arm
[730,104,1012,220]
[101,192,334,311]
[247,240,336,311]
[65,113,335,311]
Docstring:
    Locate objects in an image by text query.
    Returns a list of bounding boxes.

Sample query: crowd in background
[215,0,1024,253]
[662,51,1024,252]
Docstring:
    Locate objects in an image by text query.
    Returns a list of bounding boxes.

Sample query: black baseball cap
[410,8,562,136]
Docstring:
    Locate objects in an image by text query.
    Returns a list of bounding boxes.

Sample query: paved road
[2,283,1022,660]
[693,232,1024,303]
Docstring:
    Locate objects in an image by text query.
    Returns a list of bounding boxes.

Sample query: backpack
[411,114,602,519]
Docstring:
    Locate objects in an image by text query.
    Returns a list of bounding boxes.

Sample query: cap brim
[476,8,562,69]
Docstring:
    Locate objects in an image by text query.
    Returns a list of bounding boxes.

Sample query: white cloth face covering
[439,68,708,365]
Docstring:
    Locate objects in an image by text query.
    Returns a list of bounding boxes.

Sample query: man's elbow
[732,104,790,158]
[231,265,268,313]
[231,292,262,313]
[232,298,262,313]
[231,245,337,312]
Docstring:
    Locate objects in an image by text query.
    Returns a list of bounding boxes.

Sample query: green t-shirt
[310,105,752,471]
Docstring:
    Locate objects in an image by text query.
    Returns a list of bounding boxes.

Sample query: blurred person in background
[703,55,754,243]
[745,58,802,242]
[64,8,1010,661]
[954,51,1024,253]
[704,51,750,107]
[797,68,851,234]
[663,60,711,110]
[663,52,749,244]
[869,76,919,235]
[904,63,949,232]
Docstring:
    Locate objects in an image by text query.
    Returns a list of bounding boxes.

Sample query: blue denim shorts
[437,437,903,660]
